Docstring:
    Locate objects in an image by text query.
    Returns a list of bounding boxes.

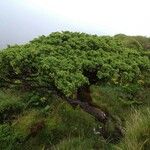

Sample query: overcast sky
[0,0,150,48]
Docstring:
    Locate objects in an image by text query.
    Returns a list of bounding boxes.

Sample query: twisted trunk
[66,84,123,142]
[66,98,108,123]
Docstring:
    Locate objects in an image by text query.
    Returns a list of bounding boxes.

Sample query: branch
[66,98,108,123]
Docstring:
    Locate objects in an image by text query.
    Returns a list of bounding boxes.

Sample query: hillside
[0,31,150,150]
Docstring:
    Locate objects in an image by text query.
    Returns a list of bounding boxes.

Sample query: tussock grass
[116,108,150,150]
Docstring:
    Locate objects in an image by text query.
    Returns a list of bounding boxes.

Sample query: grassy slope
[0,85,149,150]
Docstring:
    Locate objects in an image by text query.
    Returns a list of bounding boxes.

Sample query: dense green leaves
[0,31,150,96]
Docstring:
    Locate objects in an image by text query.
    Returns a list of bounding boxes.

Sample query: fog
[0,0,150,48]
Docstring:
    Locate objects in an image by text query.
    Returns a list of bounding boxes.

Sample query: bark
[66,98,108,123]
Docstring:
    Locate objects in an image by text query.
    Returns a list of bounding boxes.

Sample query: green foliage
[22,91,51,109]
[0,31,149,96]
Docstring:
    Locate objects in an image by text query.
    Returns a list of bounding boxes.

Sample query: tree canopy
[0,31,149,97]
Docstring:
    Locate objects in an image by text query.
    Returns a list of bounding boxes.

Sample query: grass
[0,84,149,149]
[116,108,150,150]
[0,90,24,123]
[52,137,105,150]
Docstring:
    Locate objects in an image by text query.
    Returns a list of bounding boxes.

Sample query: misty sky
[0,0,150,48]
